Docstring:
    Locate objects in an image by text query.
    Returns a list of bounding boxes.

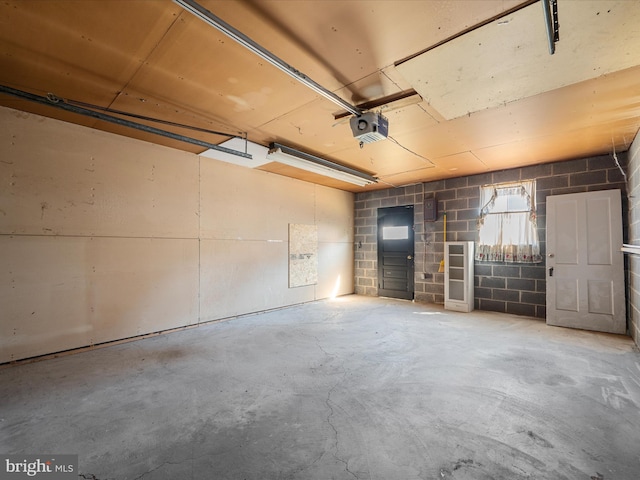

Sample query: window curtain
[475,180,542,263]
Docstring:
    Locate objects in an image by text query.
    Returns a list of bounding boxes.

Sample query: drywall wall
[0,106,354,363]
[627,130,640,348]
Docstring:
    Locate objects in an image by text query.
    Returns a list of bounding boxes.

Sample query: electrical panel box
[424,196,437,222]
[350,112,389,144]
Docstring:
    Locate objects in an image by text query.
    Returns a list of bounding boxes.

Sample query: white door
[546,189,625,334]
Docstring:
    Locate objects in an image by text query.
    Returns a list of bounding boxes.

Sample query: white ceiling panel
[396,0,640,120]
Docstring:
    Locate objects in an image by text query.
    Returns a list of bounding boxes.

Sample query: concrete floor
[1,295,639,480]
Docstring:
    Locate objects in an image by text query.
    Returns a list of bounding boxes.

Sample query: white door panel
[546,190,625,334]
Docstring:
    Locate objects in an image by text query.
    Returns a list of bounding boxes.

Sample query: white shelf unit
[444,241,474,312]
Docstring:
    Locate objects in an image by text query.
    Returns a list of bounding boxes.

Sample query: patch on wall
[289,224,318,287]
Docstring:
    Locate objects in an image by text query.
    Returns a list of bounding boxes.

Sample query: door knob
[548,253,554,258]
[407,255,413,260]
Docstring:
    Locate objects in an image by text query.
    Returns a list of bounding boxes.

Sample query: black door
[377,206,415,300]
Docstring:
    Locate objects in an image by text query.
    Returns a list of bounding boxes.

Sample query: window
[382,226,409,240]
[475,180,542,263]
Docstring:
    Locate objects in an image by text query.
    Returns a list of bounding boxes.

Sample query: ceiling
[1,0,639,192]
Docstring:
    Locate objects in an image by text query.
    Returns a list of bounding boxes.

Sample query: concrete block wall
[627,131,640,348]
[354,184,424,297]
[355,153,628,319]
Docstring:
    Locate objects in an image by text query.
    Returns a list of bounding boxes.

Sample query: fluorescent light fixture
[200,138,270,168]
[267,143,377,187]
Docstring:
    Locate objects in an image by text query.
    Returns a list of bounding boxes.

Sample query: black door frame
[377,205,415,300]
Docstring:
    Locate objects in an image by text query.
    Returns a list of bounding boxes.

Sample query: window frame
[475,179,542,264]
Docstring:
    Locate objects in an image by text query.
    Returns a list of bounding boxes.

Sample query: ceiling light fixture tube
[267,142,377,187]
[174,0,362,116]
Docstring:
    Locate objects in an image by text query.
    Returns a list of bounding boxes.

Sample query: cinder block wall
[627,131,640,348]
[355,153,628,319]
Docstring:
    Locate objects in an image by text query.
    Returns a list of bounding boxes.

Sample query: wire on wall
[387,136,435,167]
[613,151,628,183]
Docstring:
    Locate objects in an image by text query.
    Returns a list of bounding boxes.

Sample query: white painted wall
[0,106,354,363]
[627,129,640,348]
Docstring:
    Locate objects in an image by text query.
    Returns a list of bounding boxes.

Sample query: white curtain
[475,180,542,263]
